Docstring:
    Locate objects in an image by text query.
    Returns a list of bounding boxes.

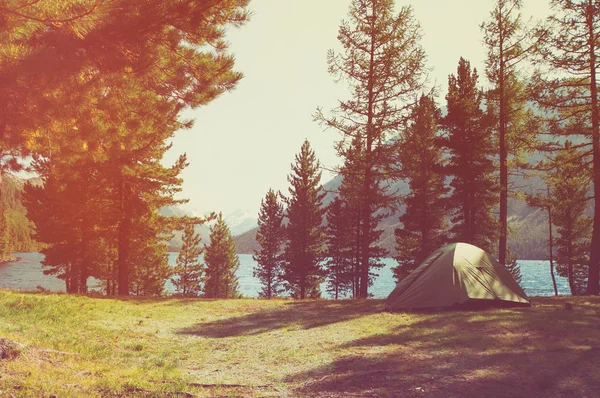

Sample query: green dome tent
[386,242,530,311]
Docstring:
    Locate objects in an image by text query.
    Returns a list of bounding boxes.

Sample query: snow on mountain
[224,209,258,236]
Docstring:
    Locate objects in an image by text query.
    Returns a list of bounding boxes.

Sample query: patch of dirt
[0,338,25,360]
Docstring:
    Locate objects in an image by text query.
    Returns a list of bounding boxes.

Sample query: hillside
[163,208,257,251]
[0,291,598,397]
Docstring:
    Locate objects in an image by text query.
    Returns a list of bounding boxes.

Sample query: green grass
[0,291,599,397]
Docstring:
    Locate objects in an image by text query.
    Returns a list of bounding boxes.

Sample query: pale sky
[163,0,552,217]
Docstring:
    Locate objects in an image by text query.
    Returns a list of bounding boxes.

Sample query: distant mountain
[224,209,258,236]
[160,207,211,251]
[164,207,257,251]
[233,170,559,261]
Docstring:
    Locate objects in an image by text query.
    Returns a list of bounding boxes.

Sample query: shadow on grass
[176,299,383,338]
[287,298,600,398]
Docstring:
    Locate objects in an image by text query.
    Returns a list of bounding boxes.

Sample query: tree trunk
[267,265,272,299]
[117,176,131,296]
[586,0,600,295]
[106,269,111,296]
[65,263,72,293]
[547,188,558,296]
[464,191,472,243]
[359,2,377,299]
[360,173,371,299]
[69,262,79,294]
[79,224,90,295]
[567,219,577,295]
[79,261,88,294]
[354,206,361,299]
[498,6,508,266]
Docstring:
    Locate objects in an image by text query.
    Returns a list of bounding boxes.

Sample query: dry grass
[0,291,599,397]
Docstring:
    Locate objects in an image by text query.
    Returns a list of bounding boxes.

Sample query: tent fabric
[385,242,529,310]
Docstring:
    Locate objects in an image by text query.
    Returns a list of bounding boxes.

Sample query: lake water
[0,252,572,297]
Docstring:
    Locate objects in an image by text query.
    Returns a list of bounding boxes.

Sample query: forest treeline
[252,0,600,298]
[0,0,599,298]
[0,0,250,296]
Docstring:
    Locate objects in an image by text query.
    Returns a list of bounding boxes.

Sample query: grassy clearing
[0,291,599,397]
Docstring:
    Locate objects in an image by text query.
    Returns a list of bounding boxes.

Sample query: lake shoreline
[0,253,572,297]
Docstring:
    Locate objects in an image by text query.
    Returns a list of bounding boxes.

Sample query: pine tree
[112,136,189,296]
[505,248,523,286]
[253,189,285,299]
[527,188,559,296]
[393,95,448,282]
[531,0,600,294]
[172,222,204,297]
[283,140,326,299]
[7,0,251,296]
[482,0,537,267]
[315,0,427,298]
[23,159,116,294]
[129,212,173,297]
[441,58,497,253]
[204,213,240,299]
[549,142,591,296]
[335,138,388,298]
[324,198,354,299]
[0,0,250,161]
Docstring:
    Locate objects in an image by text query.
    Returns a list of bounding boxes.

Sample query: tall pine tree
[325,198,354,299]
[204,213,240,299]
[531,0,600,294]
[548,142,591,295]
[172,222,204,297]
[394,94,448,282]
[253,189,285,299]
[482,0,537,267]
[283,140,326,299]
[335,138,388,298]
[441,58,497,253]
[24,159,116,294]
[315,0,427,298]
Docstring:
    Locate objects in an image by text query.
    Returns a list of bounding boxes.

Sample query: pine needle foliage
[441,58,498,253]
[394,95,448,282]
[253,189,285,299]
[282,140,326,299]
[172,222,204,297]
[325,198,354,299]
[530,0,600,294]
[315,0,428,298]
[482,0,537,266]
[204,213,240,299]
[549,142,591,295]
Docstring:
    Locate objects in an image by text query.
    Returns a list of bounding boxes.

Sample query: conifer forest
[1,0,600,299]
